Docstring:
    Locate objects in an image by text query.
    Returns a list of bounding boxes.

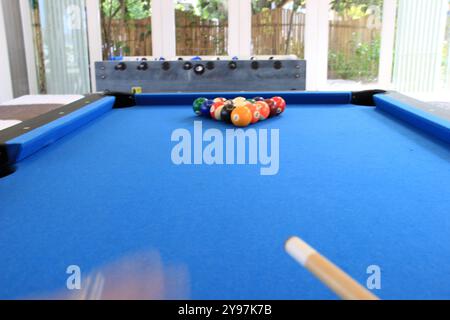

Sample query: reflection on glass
[100,0,152,59]
[31,0,91,94]
[443,2,450,88]
[328,0,383,86]
[175,0,228,56]
[251,0,306,58]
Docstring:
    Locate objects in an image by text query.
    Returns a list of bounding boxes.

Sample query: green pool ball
[193,97,208,115]
[246,99,256,103]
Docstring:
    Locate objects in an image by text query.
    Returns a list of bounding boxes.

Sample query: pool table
[0,90,449,300]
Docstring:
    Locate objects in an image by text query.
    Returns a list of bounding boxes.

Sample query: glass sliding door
[175,0,228,56]
[100,0,152,60]
[327,0,383,89]
[444,1,450,90]
[31,0,91,94]
[393,0,448,94]
[251,0,306,58]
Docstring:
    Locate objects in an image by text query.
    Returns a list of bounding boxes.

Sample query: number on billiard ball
[231,106,253,127]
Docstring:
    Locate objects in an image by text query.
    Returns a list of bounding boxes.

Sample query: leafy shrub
[329,34,381,82]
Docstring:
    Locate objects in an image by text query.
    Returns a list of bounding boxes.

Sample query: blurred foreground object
[46,251,190,300]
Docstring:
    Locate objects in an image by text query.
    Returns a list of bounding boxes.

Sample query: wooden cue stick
[285,236,380,300]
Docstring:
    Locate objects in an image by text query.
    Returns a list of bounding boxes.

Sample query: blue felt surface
[1,100,450,300]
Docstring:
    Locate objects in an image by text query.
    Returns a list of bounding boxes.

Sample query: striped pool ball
[272,96,286,114]
[255,101,270,120]
[234,99,251,108]
[200,99,214,117]
[248,104,261,124]
[214,97,226,103]
[214,104,225,120]
[233,97,247,105]
[210,101,225,119]
[193,97,207,115]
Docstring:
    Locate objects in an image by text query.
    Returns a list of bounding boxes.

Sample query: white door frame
[19,0,38,95]
[378,0,397,88]
[0,2,13,102]
[304,0,330,90]
[152,0,176,58]
[86,0,103,92]
[228,0,252,57]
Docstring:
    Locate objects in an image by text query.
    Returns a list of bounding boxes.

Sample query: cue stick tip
[285,236,380,300]
[285,236,317,266]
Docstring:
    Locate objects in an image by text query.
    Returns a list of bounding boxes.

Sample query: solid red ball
[272,96,286,114]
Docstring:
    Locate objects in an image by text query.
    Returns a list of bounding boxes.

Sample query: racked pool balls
[272,96,286,114]
[231,106,252,127]
[220,104,235,123]
[255,101,270,120]
[193,97,207,116]
[210,101,225,119]
[200,99,214,117]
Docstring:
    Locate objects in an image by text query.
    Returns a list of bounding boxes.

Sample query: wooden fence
[104,17,153,57]
[175,11,228,56]
[251,8,305,56]
[103,8,379,60]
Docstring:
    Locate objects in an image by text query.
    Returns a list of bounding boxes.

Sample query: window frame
[22,0,397,92]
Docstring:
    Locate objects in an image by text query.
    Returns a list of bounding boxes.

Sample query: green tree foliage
[252,0,305,13]
[196,0,228,20]
[102,0,151,20]
[329,35,381,81]
[330,0,383,14]
[252,0,382,15]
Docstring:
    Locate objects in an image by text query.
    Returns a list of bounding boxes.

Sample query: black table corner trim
[104,91,137,108]
[0,94,107,173]
[351,89,387,106]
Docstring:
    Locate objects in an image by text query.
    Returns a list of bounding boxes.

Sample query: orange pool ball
[255,101,270,121]
[231,106,252,127]
[247,104,261,124]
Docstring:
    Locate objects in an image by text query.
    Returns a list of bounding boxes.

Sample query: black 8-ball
[220,103,235,123]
